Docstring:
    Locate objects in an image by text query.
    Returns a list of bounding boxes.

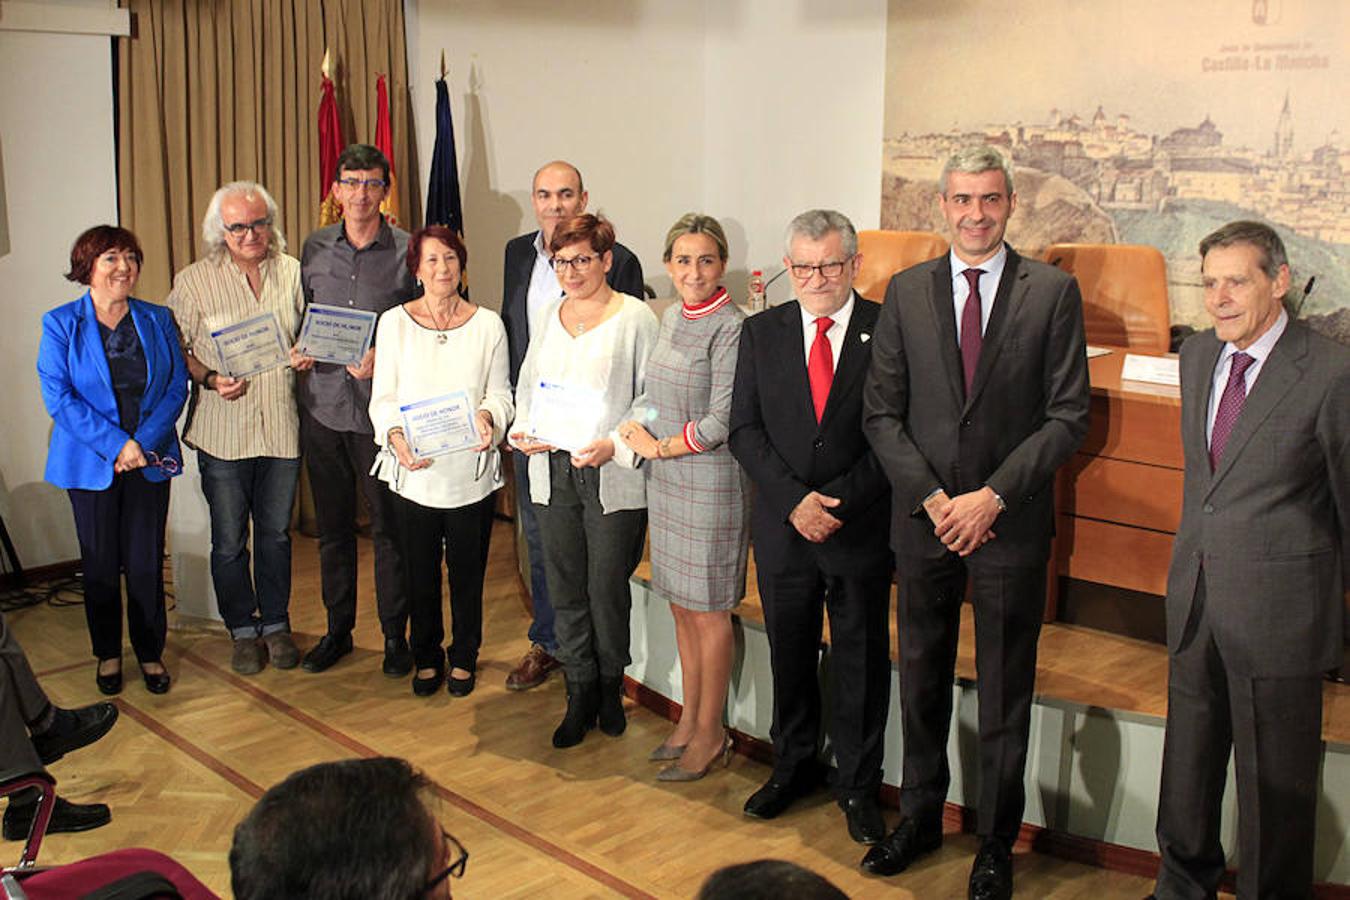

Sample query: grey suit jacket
[863,247,1090,570]
[1167,321,1350,676]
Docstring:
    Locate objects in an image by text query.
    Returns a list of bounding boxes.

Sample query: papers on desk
[1120,353,1180,387]
[1086,345,1113,359]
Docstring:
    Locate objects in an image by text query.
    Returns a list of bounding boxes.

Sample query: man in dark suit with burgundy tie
[729,209,893,846]
[861,146,1090,899]
[1149,221,1349,900]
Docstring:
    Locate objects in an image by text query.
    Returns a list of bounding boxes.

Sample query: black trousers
[1,612,49,775]
[1154,575,1322,900]
[758,566,891,799]
[392,492,495,672]
[897,557,1045,842]
[68,473,170,664]
[300,410,406,639]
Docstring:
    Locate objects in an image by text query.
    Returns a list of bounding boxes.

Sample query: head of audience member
[548,213,615,303]
[938,145,1017,268]
[334,143,392,230]
[783,209,861,319]
[203,181,285,268]
[532,160,588,247]
[406,225,469,302]
[65,225,144,306]
[1198,220,1291,351]
[229,757,467,900]
[663,213,728,307]
[696,860,849,900]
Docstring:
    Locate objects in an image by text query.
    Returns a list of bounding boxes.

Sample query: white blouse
[369,304,513,509]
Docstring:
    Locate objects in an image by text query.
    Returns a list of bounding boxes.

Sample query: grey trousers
[1,613,50,776]
[532,452,646,684]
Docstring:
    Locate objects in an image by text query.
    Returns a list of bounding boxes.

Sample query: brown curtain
[117,0,419,302]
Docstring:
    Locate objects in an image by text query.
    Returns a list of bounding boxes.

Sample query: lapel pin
[860,333,871,343]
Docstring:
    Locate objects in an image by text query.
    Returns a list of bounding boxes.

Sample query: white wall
[0,15,120,569]
[406,0,887,306]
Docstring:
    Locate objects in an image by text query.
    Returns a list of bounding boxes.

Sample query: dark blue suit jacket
[38,293,188,490]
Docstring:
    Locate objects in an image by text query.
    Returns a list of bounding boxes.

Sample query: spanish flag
[317,53,344,228]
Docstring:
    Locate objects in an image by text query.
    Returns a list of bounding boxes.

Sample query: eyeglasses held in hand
[223,217,273,236]
[551,254,599,273]
[144,451,181,476]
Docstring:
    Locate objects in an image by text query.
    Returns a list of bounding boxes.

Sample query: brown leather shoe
[505,643,560,691]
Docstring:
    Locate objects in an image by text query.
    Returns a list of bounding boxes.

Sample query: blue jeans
[197,452,300,639]
[514,450,556,651]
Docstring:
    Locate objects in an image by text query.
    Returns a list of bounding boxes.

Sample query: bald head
[531,161,588,244]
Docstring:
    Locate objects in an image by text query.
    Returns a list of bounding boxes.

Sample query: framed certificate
[296,303,378,366]
[528,381,607,453]
[210,313,288,379]
[401,390,479,458]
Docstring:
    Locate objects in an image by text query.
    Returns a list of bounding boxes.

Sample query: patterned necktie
[960,268,985,394]
[808,316,834,422]
[1209,351,1255,471]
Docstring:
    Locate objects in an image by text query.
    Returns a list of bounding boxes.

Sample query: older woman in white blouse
[510,213,659,749]
[370,225,512,698]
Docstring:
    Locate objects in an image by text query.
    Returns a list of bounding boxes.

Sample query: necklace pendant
[575,322,586,335]
[436,332,448,345]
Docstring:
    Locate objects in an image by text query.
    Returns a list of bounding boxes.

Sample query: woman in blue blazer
[37,225,188,695]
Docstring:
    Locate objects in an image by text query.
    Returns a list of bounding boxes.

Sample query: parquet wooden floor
[3,523,1164,898]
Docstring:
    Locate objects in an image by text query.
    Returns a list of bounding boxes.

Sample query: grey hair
[784,209,858,257]
[939,145,1015,196]
[1199,220,1289,279]
[202,181,286,259]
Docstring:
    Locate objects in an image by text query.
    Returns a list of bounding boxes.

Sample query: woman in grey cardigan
[509,214,659,748]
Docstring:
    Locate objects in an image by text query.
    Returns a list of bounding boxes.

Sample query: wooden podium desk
[1050,347,1182,623]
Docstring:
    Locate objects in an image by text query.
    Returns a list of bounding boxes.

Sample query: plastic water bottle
[748,270,766,313]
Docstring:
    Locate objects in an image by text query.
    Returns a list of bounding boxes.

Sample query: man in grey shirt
[294,144,415,677]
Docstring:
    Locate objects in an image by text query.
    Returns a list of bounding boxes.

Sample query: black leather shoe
[860,815,943,875]
[447,671,476,697]
[382,637,413,677]
[743,775,814,820]
[31,702,119,765]
[552,677,598,748]
[2,793,112,840]
[412,665,445,697]
[968,837,1013,900]
[301,633,353,673]
[140,662,171,694]
[95,660,122,696]
[840,796,887,845]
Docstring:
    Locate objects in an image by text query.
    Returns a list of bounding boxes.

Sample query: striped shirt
[168,253,304,460]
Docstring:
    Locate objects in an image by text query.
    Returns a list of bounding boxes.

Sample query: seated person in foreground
[697,859,849,900]
[229,757,468,899]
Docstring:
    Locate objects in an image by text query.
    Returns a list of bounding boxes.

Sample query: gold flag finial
[321,47,332,79]
[440,49,447,80]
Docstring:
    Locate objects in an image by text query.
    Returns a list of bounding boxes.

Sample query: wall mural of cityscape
[883,0,1349,343]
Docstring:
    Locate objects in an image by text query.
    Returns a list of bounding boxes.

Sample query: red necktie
[1209,351,1254,471]
[960,268,985,394]
[808,316,834,422]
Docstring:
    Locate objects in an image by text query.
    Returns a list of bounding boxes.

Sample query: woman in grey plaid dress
[619,214,749,782]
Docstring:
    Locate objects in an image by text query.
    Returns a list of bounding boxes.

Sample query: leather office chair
[855,230,949,302]
[1042,243,1172,353]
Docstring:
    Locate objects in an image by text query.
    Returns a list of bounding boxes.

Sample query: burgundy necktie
[960,268,985,394]
[1209,351,1254,471]
[808,316,834,422]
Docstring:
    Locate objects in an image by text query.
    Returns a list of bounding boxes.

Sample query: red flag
[374,74,400,227]
[318,71,344,227]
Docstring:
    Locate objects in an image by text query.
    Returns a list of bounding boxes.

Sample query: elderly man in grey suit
[1150,221,1350,900]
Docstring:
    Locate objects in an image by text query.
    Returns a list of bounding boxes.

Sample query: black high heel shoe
[412,664,445,697]
[95,659,122,696]
[139,662,171,695]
